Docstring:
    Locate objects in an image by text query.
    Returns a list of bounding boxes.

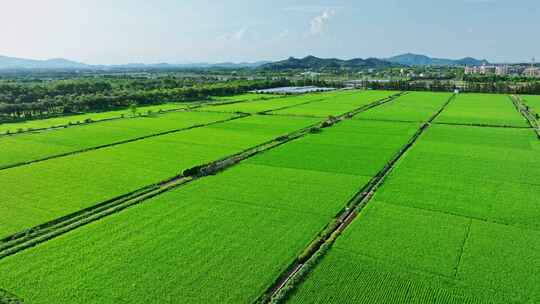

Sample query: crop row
[0,119,422,304]
[288,124,540,303]
[0,115,320,239]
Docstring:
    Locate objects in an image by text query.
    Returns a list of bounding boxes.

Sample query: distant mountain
[0,55,88,69]
[261,55,398,71]
[386,53,489,66]
[0,55,271,70]
[0,53,493,71]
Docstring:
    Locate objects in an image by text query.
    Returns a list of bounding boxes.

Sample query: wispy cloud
[218,28,248,41]
[284,5,343,13]
[277,29,290,39]
[310,10,335,35]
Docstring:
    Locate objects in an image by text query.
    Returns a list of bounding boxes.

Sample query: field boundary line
[454,219,472,277]
[433,121,532,129]
[0,91,408,261]
[0,114,248,172]
[258,93,456,304]
[511,95,540,138]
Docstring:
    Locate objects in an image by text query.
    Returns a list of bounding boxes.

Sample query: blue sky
[1,0,538,64]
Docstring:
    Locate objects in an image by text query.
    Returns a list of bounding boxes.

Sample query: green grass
[0,114,423,304]
[435,93,528,127]
[0,115,320,238]
[356,91,452,122]
[0,111,236,168]
[0,102,191,134]
[269,90,396,117]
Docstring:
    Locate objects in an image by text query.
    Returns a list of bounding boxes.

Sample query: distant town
[464,60,540,77]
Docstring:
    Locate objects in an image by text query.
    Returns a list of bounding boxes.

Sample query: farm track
[259,93,457,304]
[0,114,248,172]
[433,121,532,129]
[0,92,403,260]
[511,95,540,137]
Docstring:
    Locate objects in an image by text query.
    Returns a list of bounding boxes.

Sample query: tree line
[365,79,540,94]
[0,78,295,121]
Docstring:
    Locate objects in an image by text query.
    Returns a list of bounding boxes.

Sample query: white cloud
[218,28,248,41]
[310,10,335,35]
[277,29,290,39]
[284,6,343,13]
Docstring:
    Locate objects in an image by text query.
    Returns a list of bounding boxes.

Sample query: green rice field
[197,91,346,114]
[0,102,191,134]
[0,111,236,169]
[288,113,540,303]
[0,111,422,304]
[269,90,396,117]
[1,90,539,304]
[356,91,452,122]
[436,93,529,127]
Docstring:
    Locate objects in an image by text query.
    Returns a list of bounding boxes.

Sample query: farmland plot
[0,111,236,169]
[436,93,528,127]
[356,91,452,122]
[288,124,540,304]
[197,92,341,114]
[0,115,319,238]
[211,93,280,102]
[522,94,540,115]
[0,102,190,134]
[269,90,396,117]
[0,119,422,304]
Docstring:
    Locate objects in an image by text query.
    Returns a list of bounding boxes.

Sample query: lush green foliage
[436,93,529,127]
[0,78,293,120]
[269,90,396,117]
[0,111,235,168]
[0,115,319,238]
[357,91,451,122]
